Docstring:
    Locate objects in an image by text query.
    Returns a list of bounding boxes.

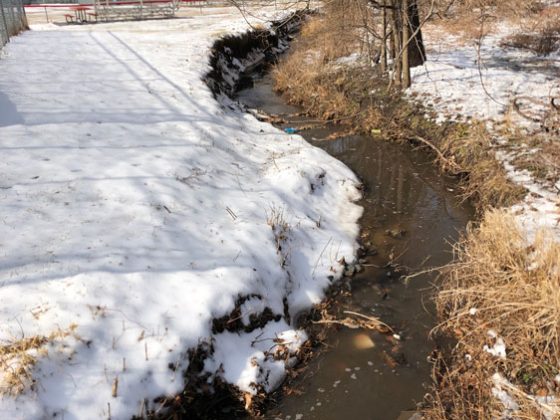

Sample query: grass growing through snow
[0,325,77,396]
[501,4,560,55]
[266,205,291,269]
[425,210,560,419]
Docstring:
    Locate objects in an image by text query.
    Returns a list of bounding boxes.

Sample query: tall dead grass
[425,210,560,419]
[439,123,526,208]
[435,0,553,46]
[272,9,364,121]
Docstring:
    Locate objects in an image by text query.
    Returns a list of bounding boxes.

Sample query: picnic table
[68,5,91,23]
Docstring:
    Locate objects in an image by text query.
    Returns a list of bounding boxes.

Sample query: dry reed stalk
[425,210,560,418]
[312,309,393,334]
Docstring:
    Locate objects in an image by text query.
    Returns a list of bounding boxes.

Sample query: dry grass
[0,325,77,396]
[501,6,560,55]
[431,11,492,42]
[439,123,526,208]
[266,205,291,268]
[433,0,553,46]
[510,134,560,186]
[273,0,378,121]
[272,13,362,122]
[425,210,560,419]
[440,1,560,56]
[441,0,546,19]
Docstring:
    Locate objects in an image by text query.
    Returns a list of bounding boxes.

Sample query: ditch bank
[200,12,475,420]
[148,12,324,419]
[205,10,307,99]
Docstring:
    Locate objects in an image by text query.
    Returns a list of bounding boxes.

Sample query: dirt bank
[205,10,307,98]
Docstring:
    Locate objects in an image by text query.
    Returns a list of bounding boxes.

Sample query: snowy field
[409,24,560,129]
[409,20,560,241]
[0,7,362,418]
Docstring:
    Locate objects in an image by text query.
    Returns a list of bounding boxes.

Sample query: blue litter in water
[284,127,298,134]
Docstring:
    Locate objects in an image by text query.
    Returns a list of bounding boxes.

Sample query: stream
[235,74,474,420]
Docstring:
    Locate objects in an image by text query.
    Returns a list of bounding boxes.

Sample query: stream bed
[236,74,474,420]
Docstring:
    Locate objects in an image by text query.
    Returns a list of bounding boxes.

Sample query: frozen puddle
[0,8,362,419]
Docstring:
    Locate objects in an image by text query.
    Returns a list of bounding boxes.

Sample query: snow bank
[0,7,362,419]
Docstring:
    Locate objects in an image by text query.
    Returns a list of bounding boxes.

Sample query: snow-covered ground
[410,23,560,129]
[0,7,362,419]
[409,20,560,241]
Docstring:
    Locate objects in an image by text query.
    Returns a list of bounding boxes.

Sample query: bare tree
[369,0,428,87]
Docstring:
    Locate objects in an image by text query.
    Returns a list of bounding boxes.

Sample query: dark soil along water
[236,75,474,420]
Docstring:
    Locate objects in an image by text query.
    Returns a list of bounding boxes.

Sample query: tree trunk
[407,0,425,67]
[370,0,426,86]
[380,0,387,73]
[402,0,411,87]
[391,0,401,86]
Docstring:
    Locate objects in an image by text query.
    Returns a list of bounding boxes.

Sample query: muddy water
[236,75,473,420]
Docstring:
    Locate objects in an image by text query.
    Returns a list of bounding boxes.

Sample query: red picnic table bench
[66,5,96,23]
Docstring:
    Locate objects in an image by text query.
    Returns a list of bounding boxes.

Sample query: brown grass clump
[439,123,526,209]
[424,209,560,419]
[0,326,77,396]
[0,336,49,396]
[272,12,362,122]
